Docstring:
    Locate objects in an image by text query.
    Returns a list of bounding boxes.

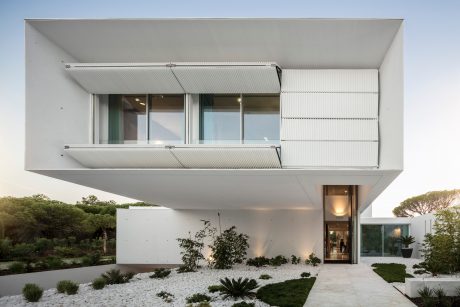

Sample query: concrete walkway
[304,264,415,307]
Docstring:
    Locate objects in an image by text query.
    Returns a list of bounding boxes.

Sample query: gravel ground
[0,264,319,307]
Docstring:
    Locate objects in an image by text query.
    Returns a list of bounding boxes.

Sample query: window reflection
[108,95,147,144]
[149,95,184,144]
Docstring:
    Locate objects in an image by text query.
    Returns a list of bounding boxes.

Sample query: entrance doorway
[323,185,357,263]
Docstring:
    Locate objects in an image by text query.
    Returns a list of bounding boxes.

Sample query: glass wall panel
[199,94,241,144]
[108,95,147,144]
[148,95,184,144]
[383,224,409,257]
[243,95,280,144]
[360,225,383,257]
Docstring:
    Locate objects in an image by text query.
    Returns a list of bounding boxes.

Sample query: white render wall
[117,208,323,264]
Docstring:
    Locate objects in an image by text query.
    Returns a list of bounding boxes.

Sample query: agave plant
[219,277,259,299]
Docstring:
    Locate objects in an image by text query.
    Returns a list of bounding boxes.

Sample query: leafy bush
[22,283,43,302]
[0,238,12,259]
[246,256,270,267]
[399,235,415,248]
[150,268,171,279]
[413,269,428,275]
[259,274,272,280]
[92,277,106,290]
[269,255,288,266]
[305,253,321,267]
[81,253,101,266]
[185,293,211,303]
[157,291,174,303]
[291,255,301,264]
[177,220,216,272]
[101,269,134,284]
[219,277,259,299]
[209,226,249,269]
[8,261,26,273]
[11,243,35,259]
[177,265,195,273]
[208,284,224,293]
[43,256,65,269]
[257,278,316,307]
[53,246,81,257]
[300,272,311,278]
[34,238,53,256]
[371,263,413,283]
[56,280,79,295]
[232,302,255,307]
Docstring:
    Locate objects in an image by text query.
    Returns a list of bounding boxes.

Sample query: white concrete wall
[117,208,323,264]
[409,213,436,258]
[25,23,91,170]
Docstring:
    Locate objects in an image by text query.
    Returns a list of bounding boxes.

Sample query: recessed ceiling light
[237,98,242,102]
[135,98,140,102]
[139,102,145,106]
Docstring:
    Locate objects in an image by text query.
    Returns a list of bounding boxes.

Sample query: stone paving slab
[304,264,415,307]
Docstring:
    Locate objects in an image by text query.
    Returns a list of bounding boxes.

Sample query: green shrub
[291,255,301,264]
[56,280,79,295]
[371,263,413,283]
[34,238,53,256]
[81,253,101,266]
[149,268,171,279]
[8,261,26,273]
[186,303,211,307]
[185,293,211,303]
[177,265,195,273]
[246,256,270,267]
[232,302,255,307]
[11,243,35,258]
[53,246,81,257]
[300,272,311,278]
[305,253,321,267]
[0,238,12,259]
[22,283,43,302]
[44,256,65,269]
[101,269,134,284]
[220,277,259,299]
[269,255,288,266]
[257,278,316,307]
[208,284,224,293]
[92,277,106,290]
[209,226,249,269]
[259,274,272,280]
[157,291,174,303]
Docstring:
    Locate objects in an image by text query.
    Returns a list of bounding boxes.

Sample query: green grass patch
[371,263,413,283]
[256,278,316,307]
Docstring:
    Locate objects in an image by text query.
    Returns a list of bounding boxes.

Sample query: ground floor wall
[116,208,323,264]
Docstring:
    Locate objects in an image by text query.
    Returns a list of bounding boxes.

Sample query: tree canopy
[393,189,460,217]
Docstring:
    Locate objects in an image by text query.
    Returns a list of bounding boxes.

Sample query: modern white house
[25,18,403,265]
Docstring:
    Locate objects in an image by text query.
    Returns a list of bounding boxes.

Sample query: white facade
[25,18,404,264]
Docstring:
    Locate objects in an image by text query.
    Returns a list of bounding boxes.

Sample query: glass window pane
[199,94,240,144]
[149,95,184,144]
[383,225,408,257]
[243,95,280,144]
[360,225,382,257]
[108,95,146,144]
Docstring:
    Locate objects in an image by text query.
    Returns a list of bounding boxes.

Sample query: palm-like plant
[219,277,259,299]
[399,235,415,248]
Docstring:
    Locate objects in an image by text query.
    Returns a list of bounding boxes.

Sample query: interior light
[237,97,242,103]
[139,102,146,106]
[135,98,140,102]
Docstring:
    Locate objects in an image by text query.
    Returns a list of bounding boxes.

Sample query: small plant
[101,269,134,284]
[413,263,422,269]
[399,235,415,248]
[22,283,43,302]
[177,265,195,273]
[300,272,311,278]
[56,280,79,295]
[259,274,272,280]
[57,280,72,293]
[291,255,301,264]
[208,284,224,293]
[92,277,106,290]
[413,269,428,275]
[43,256,65,269]
[157,291,174,303]
[186,303,212,307]
[209,226,249,269]
[269,255,288,266]
[305,253,321,266]
[232,302,255,307]
[150,268,171,279]
[81,253,101,266]
[418,286,435,307]
[220,277,259,299]
[8,261,26,273]
[186,293,211,303]
[246,256,270,267]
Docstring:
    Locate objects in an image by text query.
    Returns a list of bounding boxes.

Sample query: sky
[0,0,459,217]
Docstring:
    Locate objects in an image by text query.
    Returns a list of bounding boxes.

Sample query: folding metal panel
[281,119,378,141]
[281,93,378,118]
[171,146,281,169]
[65,146,182,168]
[65,65,184,94]
[281,69,378,93]
[281,141,378,167]
[172,66,280,93]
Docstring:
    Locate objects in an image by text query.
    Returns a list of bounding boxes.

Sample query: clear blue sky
[0,0,459,216]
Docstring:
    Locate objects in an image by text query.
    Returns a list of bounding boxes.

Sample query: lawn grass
[371,263,413,283]
[256,278,316,307]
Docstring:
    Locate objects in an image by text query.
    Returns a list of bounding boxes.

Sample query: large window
[199,94,280,144]
[99,94,184,144]
[360,224,409,257]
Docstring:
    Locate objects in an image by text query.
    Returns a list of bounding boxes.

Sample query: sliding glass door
[360,224,409,257]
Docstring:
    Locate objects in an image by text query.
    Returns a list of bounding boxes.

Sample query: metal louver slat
[281,119,378,141]
[281,93,378,118]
